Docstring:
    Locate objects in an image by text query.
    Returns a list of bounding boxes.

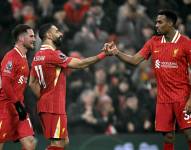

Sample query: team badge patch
[6,61,13,70]
[4,60,13,73]
[59,52,67,62]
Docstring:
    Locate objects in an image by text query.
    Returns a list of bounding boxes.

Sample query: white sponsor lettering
[155,59,178,69]
[18,75,28,84]
[155,59,160,68]
[34,56,45,61]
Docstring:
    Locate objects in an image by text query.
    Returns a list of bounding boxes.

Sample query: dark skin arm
[29,75,41,98]
[105,42,145,65]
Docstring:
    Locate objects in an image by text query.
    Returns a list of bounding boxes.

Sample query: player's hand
[102,41,119,56]
[14,101,27,120]
[185,98,191,115]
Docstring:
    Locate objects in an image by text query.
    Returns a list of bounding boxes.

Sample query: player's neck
[42,40,56,50]
[164,29,177,42]
[14,43,27,56]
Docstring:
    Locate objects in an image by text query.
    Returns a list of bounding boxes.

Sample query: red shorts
[155,101,191,131]
[40,113,68,139]
[0,104,34,142]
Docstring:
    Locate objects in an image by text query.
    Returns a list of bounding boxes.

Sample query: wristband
[97,52,106,60]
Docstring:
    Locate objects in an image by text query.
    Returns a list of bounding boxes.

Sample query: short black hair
[12,24,32,42]
[158,10,178,25]
[38,23,53,40]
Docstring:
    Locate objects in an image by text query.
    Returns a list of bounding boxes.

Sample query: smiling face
[155,15,173,35]
[22,29,36,49]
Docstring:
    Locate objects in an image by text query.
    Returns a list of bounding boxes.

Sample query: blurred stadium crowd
[0,0,191,135]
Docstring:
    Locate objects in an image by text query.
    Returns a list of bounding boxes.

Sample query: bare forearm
[68,52,106,69]
[29,77,41,98]
[30,83,40,98]
[116,51,144,65]
[78,56,101,68]
[116,51,136,65]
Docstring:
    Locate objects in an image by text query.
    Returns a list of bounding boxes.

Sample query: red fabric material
[40,113,68,139]
[139,35,191,103]
[97,52,106,60]
[2,76,18,102]
[0,48,29,104]
[11,0,23,13]
[0,113,33,142]
[155,101,191,131]
[31,48,72,114]
[163,143,174,150]
[64,2,90,25]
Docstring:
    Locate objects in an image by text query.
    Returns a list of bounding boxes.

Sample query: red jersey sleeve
[1,54,18,102]
[46,50,72,68]
[1,54,15,79]
[138,38,152,60]
[2,76,18,102]
[184,40,191,65]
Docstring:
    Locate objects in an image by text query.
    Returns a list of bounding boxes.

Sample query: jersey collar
[14,47,26,58]
[161,30,181,43]
[40,45,55,51]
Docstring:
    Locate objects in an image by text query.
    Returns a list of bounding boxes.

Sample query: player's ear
[18,34,24,43]
[46,32,52,40]
[168,20,173,27]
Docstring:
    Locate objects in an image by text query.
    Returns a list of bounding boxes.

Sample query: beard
[53,36,64,48]
[24,42,35,51]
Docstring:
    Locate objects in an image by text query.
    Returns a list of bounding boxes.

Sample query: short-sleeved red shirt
[139,31,191,103]
[30,45,72,114]
[0,48,29,106]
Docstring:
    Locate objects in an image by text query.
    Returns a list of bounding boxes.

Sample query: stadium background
[0,0,191,149]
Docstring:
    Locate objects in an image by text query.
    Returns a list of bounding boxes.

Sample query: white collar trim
[161,30,181,43]
[40,45,55,51]
[14,47,26,58]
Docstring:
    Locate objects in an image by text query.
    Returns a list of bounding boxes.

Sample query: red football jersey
[30,45,72,114]
[0,48,29,109]
[139,31,191,103]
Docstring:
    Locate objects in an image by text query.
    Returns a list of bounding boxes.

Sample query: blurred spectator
[37,0,54,24]
[21,2,37,28]
[87,2,104,26]
[64,0,91,38]
[67,89,108,134]
[64,0,90,25]
[119,93,152,133]
[94,67,109,97]
[186,14,191,37]
[96,95,117,135]
[137,78,157,131]
[140,24,154,45]
[73,14,108,56]
[10,0,23,21]
[53,8,69,34]
[116,0,153,49]
[100,0,118,33]
[66,51,94,104]
[0,0,16,46]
